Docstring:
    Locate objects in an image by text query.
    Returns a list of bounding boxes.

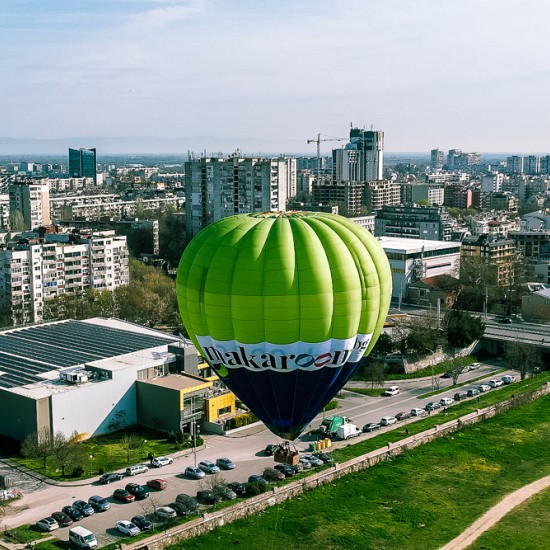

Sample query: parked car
[498,317,512,324]
[312,451,333,464]
[61,505,83,522]
[380,416,398,426]
[198,460,220,474]
[263,467,285,481]
[196,490,221,505]
[113,489,135,503]
[291,462,305,474]
[174,494,199,515]
[184,466,205,480]
[146,478,167,490]
[469,362,481,370]
[88,495,111,512]
[51,511,73,527]
[274,464,295,477]
[461,366,471,374]
[489,379,503,388]
[215,457,235,470]
[410,408,428,417]
[454,392,468,401]
[151,456,173,467]
[115,520,140,537]
[439,397,454,406]
[502,375,517,384]
[302,454,324,467]
[169,501,195,516]
[73,500,94,517]
[36,517,59,532]
[227,481,247,496]
[477,384,491,392]
[131,515,153,531]
[248,474,268,485]
[264,444,278,456]
[363,422,382,432]
[125,483,148,500]
[467,388,480,397]
[155,506,177,520]
[425,402,441,411]
[298,456,312,469]
[383,385,400,396]
[395,411,411,421]
[98,472,124,484]
[125,464,149,476]
[220,487,237,500]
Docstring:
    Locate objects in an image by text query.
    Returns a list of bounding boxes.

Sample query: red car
[113,489,135,503]
[146,478,167,491]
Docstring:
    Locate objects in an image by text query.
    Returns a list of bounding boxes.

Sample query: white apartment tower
[0,230,129,325]
[8,182,51,230]
[185,156,295,238]
[332,127,384,182]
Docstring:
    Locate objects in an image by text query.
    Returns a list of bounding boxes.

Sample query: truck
[318,415,352,438]
[337,423,362,440]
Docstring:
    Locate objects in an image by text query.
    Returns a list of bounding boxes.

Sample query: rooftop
[378,236,461,254]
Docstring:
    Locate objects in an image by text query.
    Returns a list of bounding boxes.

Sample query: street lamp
[192,421,200,467]
[89,455,94,475]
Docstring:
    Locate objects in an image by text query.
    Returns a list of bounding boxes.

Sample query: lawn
[173,381,550,549]
[14,427,200,481]
[470,486,550,549]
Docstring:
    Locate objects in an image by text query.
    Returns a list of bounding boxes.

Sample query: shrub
[323,400,338,412]
[72,465,84,477]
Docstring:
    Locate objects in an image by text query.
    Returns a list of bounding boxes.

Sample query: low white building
[378,236,461,302]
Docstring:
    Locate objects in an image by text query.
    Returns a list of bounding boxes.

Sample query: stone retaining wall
[125,382,550,550]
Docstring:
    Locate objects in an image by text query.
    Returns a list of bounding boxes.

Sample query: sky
[1,0,550,153]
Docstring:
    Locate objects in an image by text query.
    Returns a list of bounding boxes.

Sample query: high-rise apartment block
[481,173,504,193]
[506,156,524,174]
[69,147,97,183]
[523,155,540,175]
[332,127,384,181]
[184,156,295,238]
[400,183,444,206]
[8,181,51,230]
[0,229,129,325]
[431,149,444,169]
[446,149,480,170]
[444,185,472,209]
[374,204,452,241]
[540,156,550,175]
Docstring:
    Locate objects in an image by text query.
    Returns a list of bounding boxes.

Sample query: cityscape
[1,1,550,549]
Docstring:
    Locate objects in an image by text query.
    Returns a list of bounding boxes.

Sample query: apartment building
[8,181,51,230]
[0,229,129,325]
[400,183,444,206]
[185,156,295,238]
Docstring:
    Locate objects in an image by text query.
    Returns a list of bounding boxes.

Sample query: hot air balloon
[176,212,391,440]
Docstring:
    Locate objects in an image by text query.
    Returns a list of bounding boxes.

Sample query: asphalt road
[3,360,511,545]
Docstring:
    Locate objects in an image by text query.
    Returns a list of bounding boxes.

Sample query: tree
[20,427,54,468]
[444,310,485,350]
[371,332,394,357]
[504,343,541,380]
[361,361,385,389]
[52,431,83,476]
[9,210,26,231]
[393,314,441,356]
[199,473,230,502]
[458,257,498,312]
[121,434,143,464]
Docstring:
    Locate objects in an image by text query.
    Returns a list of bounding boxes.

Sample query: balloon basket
[274,441,299,465]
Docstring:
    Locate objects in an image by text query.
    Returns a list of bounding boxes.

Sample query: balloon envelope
[176,212,391,440]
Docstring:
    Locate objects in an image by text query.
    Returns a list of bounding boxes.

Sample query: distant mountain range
[0,136,315,156]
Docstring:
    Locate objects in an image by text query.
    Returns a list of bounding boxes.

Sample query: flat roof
[143,374,211,392]
[378,237,462,254]
[0,318,179,390]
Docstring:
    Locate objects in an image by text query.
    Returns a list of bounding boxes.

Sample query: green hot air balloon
[176,211,391,440]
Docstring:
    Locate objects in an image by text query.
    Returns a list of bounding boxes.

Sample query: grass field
[174,390,550,550]
[470,486,550,549]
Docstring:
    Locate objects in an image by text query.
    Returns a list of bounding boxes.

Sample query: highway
[2,360,512,546]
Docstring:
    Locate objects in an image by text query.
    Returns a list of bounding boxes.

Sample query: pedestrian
[404,428,409,436]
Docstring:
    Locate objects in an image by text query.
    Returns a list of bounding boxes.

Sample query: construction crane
[307,133,347,182]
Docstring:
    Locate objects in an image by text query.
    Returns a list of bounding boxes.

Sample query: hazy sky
[2,0,550,152]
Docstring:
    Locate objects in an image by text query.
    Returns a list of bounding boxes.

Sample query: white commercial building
[378,236,461,302]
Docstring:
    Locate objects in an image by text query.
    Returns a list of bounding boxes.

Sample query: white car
[151,456,173,467]
[489,379,503,388]
[198,460,220,474]
[155,506,177,520]
[36,517,59,532]
[302,454,324,467]
[439,397,454,406]
[115,520,140,537]
[384,386,400,396]
[477,384,491,392]
[380,416,397,425]
[411,407,428,417]
[502,375,517,384]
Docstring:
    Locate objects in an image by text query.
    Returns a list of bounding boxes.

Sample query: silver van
[69,526,97,549]
[125,464,149,476]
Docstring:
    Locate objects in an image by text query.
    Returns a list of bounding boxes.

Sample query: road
[2,361,510,546]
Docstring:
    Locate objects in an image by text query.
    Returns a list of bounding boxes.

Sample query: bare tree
[199,473,229,501]
[505,343,541,380]
[20,427,53,468]
[121,434,143,464]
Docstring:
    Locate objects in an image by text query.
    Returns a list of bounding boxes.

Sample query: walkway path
[440,474,550,550]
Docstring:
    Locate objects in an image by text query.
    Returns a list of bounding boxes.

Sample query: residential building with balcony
[8,181,51,230]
